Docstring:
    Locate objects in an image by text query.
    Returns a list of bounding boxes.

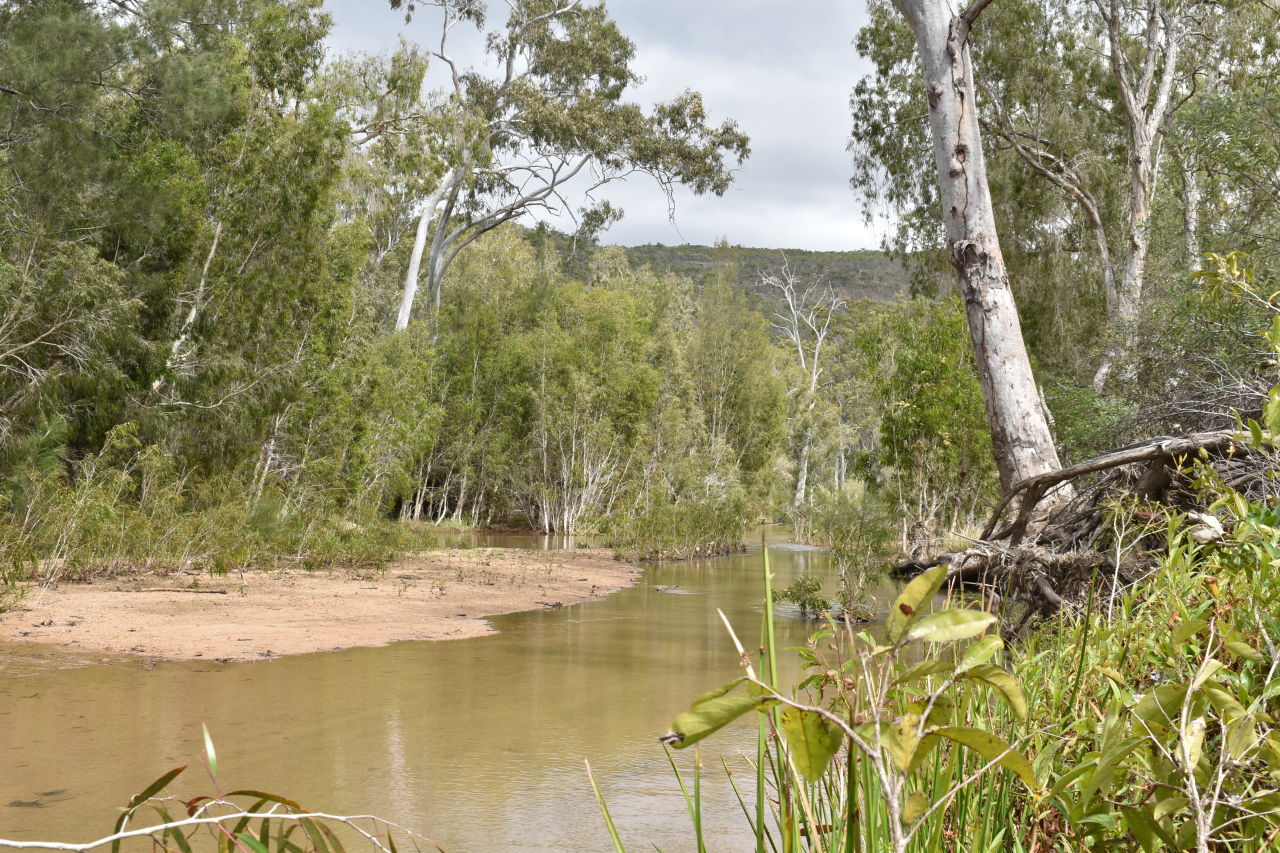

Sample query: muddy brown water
[0,530,895,851]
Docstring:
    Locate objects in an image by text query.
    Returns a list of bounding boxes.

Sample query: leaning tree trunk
[395,167,458,331]
[891,0,1064,491]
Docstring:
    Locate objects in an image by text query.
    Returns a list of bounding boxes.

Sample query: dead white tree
[766,264,844,508]
[889,0,1066,493]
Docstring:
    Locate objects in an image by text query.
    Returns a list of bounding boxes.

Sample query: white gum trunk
[1182,152,1201,270]
[1092,125,1157,391]
[154,220,223,392]
[894,0,1064,490]
[395,168,456,332]
[1092,2,1178,390]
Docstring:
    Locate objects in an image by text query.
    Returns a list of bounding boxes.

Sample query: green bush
[606,493,748,561]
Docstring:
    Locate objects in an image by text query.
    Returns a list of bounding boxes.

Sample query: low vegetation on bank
[636,463,1280,851]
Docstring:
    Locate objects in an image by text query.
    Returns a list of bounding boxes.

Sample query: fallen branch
[981,429,1245,542]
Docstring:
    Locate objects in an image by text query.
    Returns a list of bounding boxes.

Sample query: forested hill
[617,244,912,302]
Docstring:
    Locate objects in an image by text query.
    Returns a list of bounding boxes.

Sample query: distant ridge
[618,243,911,303]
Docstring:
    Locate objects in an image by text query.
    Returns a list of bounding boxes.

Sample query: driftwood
[900,429,1276,622]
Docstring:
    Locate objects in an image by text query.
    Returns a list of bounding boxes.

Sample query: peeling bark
[891,0,1065,491]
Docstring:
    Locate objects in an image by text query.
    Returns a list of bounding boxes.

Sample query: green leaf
[887,564,948,644]
[1203,685,1247,723]
[1226,716,1260,761]
[902,791,929,824]
[224,790,305,812]
[1153,795,1188,821]
[1080,736,1145,807]
[957,635,1003,672]
[1249,418,1264,447]
[779,708,843,782]
[662,681,768,749]
[1266,388,1280,436]
[1172,618,1208,645]
[960,664,1028,722]
[933,727,1039,790]
[113,766,187,853]
[1192,659,1225,689]
[1120,806,1174,853]
[1225,640,1264,662]
[1096,666,1127,687]
[906,610,995,644]
[893,659,954,686]
[1134,684,1189,726]
[906,733,941,776]
[888,715,923,771]
[236,833,270,853]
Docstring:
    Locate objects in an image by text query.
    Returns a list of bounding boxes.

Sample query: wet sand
[0,548,638,662]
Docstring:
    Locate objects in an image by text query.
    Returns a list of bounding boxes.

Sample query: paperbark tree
[889,0,1065,491]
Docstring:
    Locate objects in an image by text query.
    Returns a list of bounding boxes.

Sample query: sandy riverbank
[0,548,640,662]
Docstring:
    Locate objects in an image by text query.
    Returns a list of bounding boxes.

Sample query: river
[0,530,894,851]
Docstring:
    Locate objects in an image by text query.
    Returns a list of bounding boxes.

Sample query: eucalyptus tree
[324,42,445,279]
[853,0,1279,390]
[387,0,750,331]
[879,0,1066,491]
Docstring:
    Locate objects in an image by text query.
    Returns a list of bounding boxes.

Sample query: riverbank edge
[0,547,642,663]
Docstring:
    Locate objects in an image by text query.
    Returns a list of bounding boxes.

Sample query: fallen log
[899,428,1276,621]
[981,429,1245,544]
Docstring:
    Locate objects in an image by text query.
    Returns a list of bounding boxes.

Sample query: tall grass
[0,429,440,608]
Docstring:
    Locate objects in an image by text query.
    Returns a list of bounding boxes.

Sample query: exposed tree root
[897,429,1278,621]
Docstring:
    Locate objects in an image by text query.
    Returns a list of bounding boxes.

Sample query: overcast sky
[323,1,885,251]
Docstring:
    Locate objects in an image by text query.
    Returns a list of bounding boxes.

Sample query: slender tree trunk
[794,427,811,506]
[1094,132,1157,389]
[1182,151,1202,270]
[893,0,1064,490]
[395,168,457,331]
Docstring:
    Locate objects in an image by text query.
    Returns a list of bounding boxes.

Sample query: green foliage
[846,298,999,528]
[617,241,912,305]
[614,459,1280,851]
[1004,490,1280,850]
[0,424,437,586]
[607,494,748,562]
[808,489,895,619]
[647,562,1033,853]
[774,572,829,618]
